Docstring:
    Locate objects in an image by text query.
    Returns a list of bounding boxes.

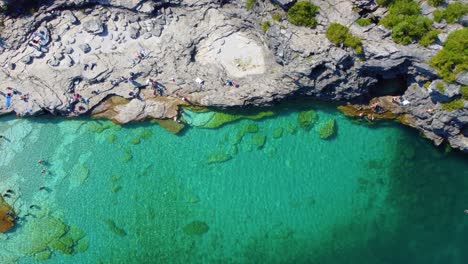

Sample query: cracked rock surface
[0,0,466,151]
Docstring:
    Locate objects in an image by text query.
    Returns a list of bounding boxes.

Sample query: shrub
[246,0,257,11]
[433,9,445,22]
[445,2,467,23]
[380,0,434,45]
[441,99,465,111]
[418,29,440,46]
[377,0,393,6]
[287,1,319,28]
[326,22,363,54]
[261,21,270,32]
[428,0,443,7]
[356,18,372,27]
[430,28,468,82]
[432,3,468,23]
[461,86,468,100]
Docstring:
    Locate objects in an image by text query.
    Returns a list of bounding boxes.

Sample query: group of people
[66,93,90,114]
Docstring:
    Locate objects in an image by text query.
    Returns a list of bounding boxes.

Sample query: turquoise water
[0,102,467,264]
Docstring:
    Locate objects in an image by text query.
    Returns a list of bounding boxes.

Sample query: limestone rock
[0,196,15,233]
[62,10,78,24]
[83,18,104,35]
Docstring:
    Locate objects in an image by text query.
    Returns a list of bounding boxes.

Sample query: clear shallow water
[0,102,467,264]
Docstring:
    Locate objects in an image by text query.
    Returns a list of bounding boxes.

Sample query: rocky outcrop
[0,196,15,233]
[0,0,466,151]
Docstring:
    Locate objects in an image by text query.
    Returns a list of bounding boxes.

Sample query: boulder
[62,10,78,24]
[83,18,104,35]
[78,43,91,53]
[271,0,296,8]
[455,72,468,86]
[0,196,15,233]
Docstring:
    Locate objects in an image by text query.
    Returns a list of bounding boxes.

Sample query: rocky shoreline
[0,0,466,151]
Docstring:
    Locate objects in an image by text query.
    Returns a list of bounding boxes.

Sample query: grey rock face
[0,0,466,152]
[271,0,296,8]
[62,10,78,24]
[456,72,468,86]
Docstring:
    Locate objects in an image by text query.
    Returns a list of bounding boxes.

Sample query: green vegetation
[326,23,363,54]
[246,0,257,11]
[376,0,393,5]
[287,1,319,28]
[441,99,465,111]
[428,0,443,7]
[429,28,468,82]
[356,18,372,27]
[435,82,445,93]
[379,0,434,45]
[261,21,270,32]
[418,29,440,47]
[183,221,209,236]
[318,119,336,139]
[433,2,468,23]
[461,86,468,100]
[272,12,283,22]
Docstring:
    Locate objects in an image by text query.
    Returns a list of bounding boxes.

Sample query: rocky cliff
[0,0,466,151]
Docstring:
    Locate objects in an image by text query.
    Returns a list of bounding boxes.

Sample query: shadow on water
[238,125,468,264]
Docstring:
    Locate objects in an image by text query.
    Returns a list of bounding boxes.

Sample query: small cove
[0,101,467,264]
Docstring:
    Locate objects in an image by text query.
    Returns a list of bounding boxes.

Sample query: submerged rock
[183,221,209,236]
[298,110,317,131]
[0,196,15,233]
[104,219,127,237]
[206,153,232,164]
[318,119,337,140]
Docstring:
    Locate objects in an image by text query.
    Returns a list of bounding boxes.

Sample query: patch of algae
[297,110,317,130]
[206,153,232,164]
[121,148,133,162]
[182,221,209,236]
[184,107,275,129]
[106,134,117,144]
[130,137,141,145]
[34,250,52,261]
[104,219,127,237]
[153,119,185,134]
[86,120,115,134]
[21,216,88,260]
[69,163,90,189]
[318,119,336,139]
[272,127,283,139]
[252,134,267,149]
[244,123,259,133]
